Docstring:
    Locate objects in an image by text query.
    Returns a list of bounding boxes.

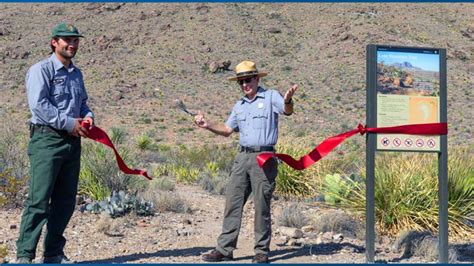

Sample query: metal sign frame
[366,44,448,263]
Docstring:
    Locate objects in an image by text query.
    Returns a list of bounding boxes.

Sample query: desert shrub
[277,203,308,229]
[169,143,237,171]
[0,124,29,208]
[0,124,29,179]
[393,230,458,263]
[0,170,28,208]
[198,170,229,195]
[79,142,147,200]
[312,210,365,239]
[95,214,124,236]
[149,176,175,192]
[0,244,7,261]
[322,148,474,238]
[144,190,191,214]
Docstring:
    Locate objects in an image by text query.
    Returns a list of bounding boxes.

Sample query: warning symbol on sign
[427,139,436,148]
[393,138,401,147]
[404,138,413,147]
[416,139,424,148]
[381,137,390,146]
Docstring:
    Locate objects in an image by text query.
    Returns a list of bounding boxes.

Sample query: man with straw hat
[15,23,94,264]
[195,60,297,263]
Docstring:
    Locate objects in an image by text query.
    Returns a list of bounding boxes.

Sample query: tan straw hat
[228,60,268,81]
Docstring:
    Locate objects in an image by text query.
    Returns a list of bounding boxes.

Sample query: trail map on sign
[376,48,440,151]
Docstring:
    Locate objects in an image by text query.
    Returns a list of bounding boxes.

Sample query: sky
[377,51,440,72]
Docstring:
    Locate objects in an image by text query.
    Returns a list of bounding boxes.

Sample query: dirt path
[1,185,472,264]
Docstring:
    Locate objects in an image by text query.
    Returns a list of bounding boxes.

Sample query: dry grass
[311,209,365,240]
[393,230,458,263]
[277,203,309,229]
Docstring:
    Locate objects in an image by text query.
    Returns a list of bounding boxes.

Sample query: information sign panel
[376,47,441,151]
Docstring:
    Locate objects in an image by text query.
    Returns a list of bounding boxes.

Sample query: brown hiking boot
[202,249,233,262]
[252,253,269,263]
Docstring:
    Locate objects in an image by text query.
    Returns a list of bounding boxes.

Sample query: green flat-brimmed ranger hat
[51,23,83,38]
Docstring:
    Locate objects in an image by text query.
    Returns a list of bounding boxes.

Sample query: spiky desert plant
[274,139,317,199]
[136,134,153,150]
[274,138,359,199]
[170,164,199,184]
[79,142,146,200]
[322,148,474,238]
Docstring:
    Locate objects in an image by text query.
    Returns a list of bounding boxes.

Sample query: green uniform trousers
[216,152,278,256]
[16,130,81,259]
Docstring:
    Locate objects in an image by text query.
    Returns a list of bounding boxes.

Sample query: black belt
[29,123,69,136]
[239,145,275,153]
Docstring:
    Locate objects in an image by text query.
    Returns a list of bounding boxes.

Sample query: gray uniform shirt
[26,53,93,133]
[225,87,285,147]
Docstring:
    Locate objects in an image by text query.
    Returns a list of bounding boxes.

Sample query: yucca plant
[170,164,199,184]
[79,142,147,200]
[79,168,111,201]
[109,127,128,145]
[136,134,153,150]
[321,147,474,238]
[274,138,360,199]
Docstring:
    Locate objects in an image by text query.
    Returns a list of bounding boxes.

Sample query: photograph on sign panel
[376,51,440,97]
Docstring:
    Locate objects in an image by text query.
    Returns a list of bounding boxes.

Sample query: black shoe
[252,253,269,263]
[42,255,74,264]
[202,249,233,262]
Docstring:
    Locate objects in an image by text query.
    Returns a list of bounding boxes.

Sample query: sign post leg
[366,134,376,263]
[438,137,448,263]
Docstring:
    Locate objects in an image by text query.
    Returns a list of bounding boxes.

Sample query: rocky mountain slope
[1,3,472,146]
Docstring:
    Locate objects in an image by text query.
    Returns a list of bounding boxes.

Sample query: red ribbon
[257,123,447,170]
[82,122,152,180]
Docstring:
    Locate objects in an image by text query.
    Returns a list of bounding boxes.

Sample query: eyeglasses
[237,77,255,85]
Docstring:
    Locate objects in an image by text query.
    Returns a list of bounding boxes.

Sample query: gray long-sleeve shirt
[26,53,93,133]
[225,87,285,147]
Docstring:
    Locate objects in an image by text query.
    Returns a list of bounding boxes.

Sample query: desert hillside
[1,3,473,146]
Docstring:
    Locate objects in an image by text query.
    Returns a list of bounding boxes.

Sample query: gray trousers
[216,152,278,256]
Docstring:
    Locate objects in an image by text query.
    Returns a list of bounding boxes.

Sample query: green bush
[79,142,147,200]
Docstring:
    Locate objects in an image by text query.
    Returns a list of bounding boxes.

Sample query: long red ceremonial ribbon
[257,123,448,170]
[82,122,152,180]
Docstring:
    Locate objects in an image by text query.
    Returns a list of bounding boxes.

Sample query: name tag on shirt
[52,78,65,85]
[258,102,264,109]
